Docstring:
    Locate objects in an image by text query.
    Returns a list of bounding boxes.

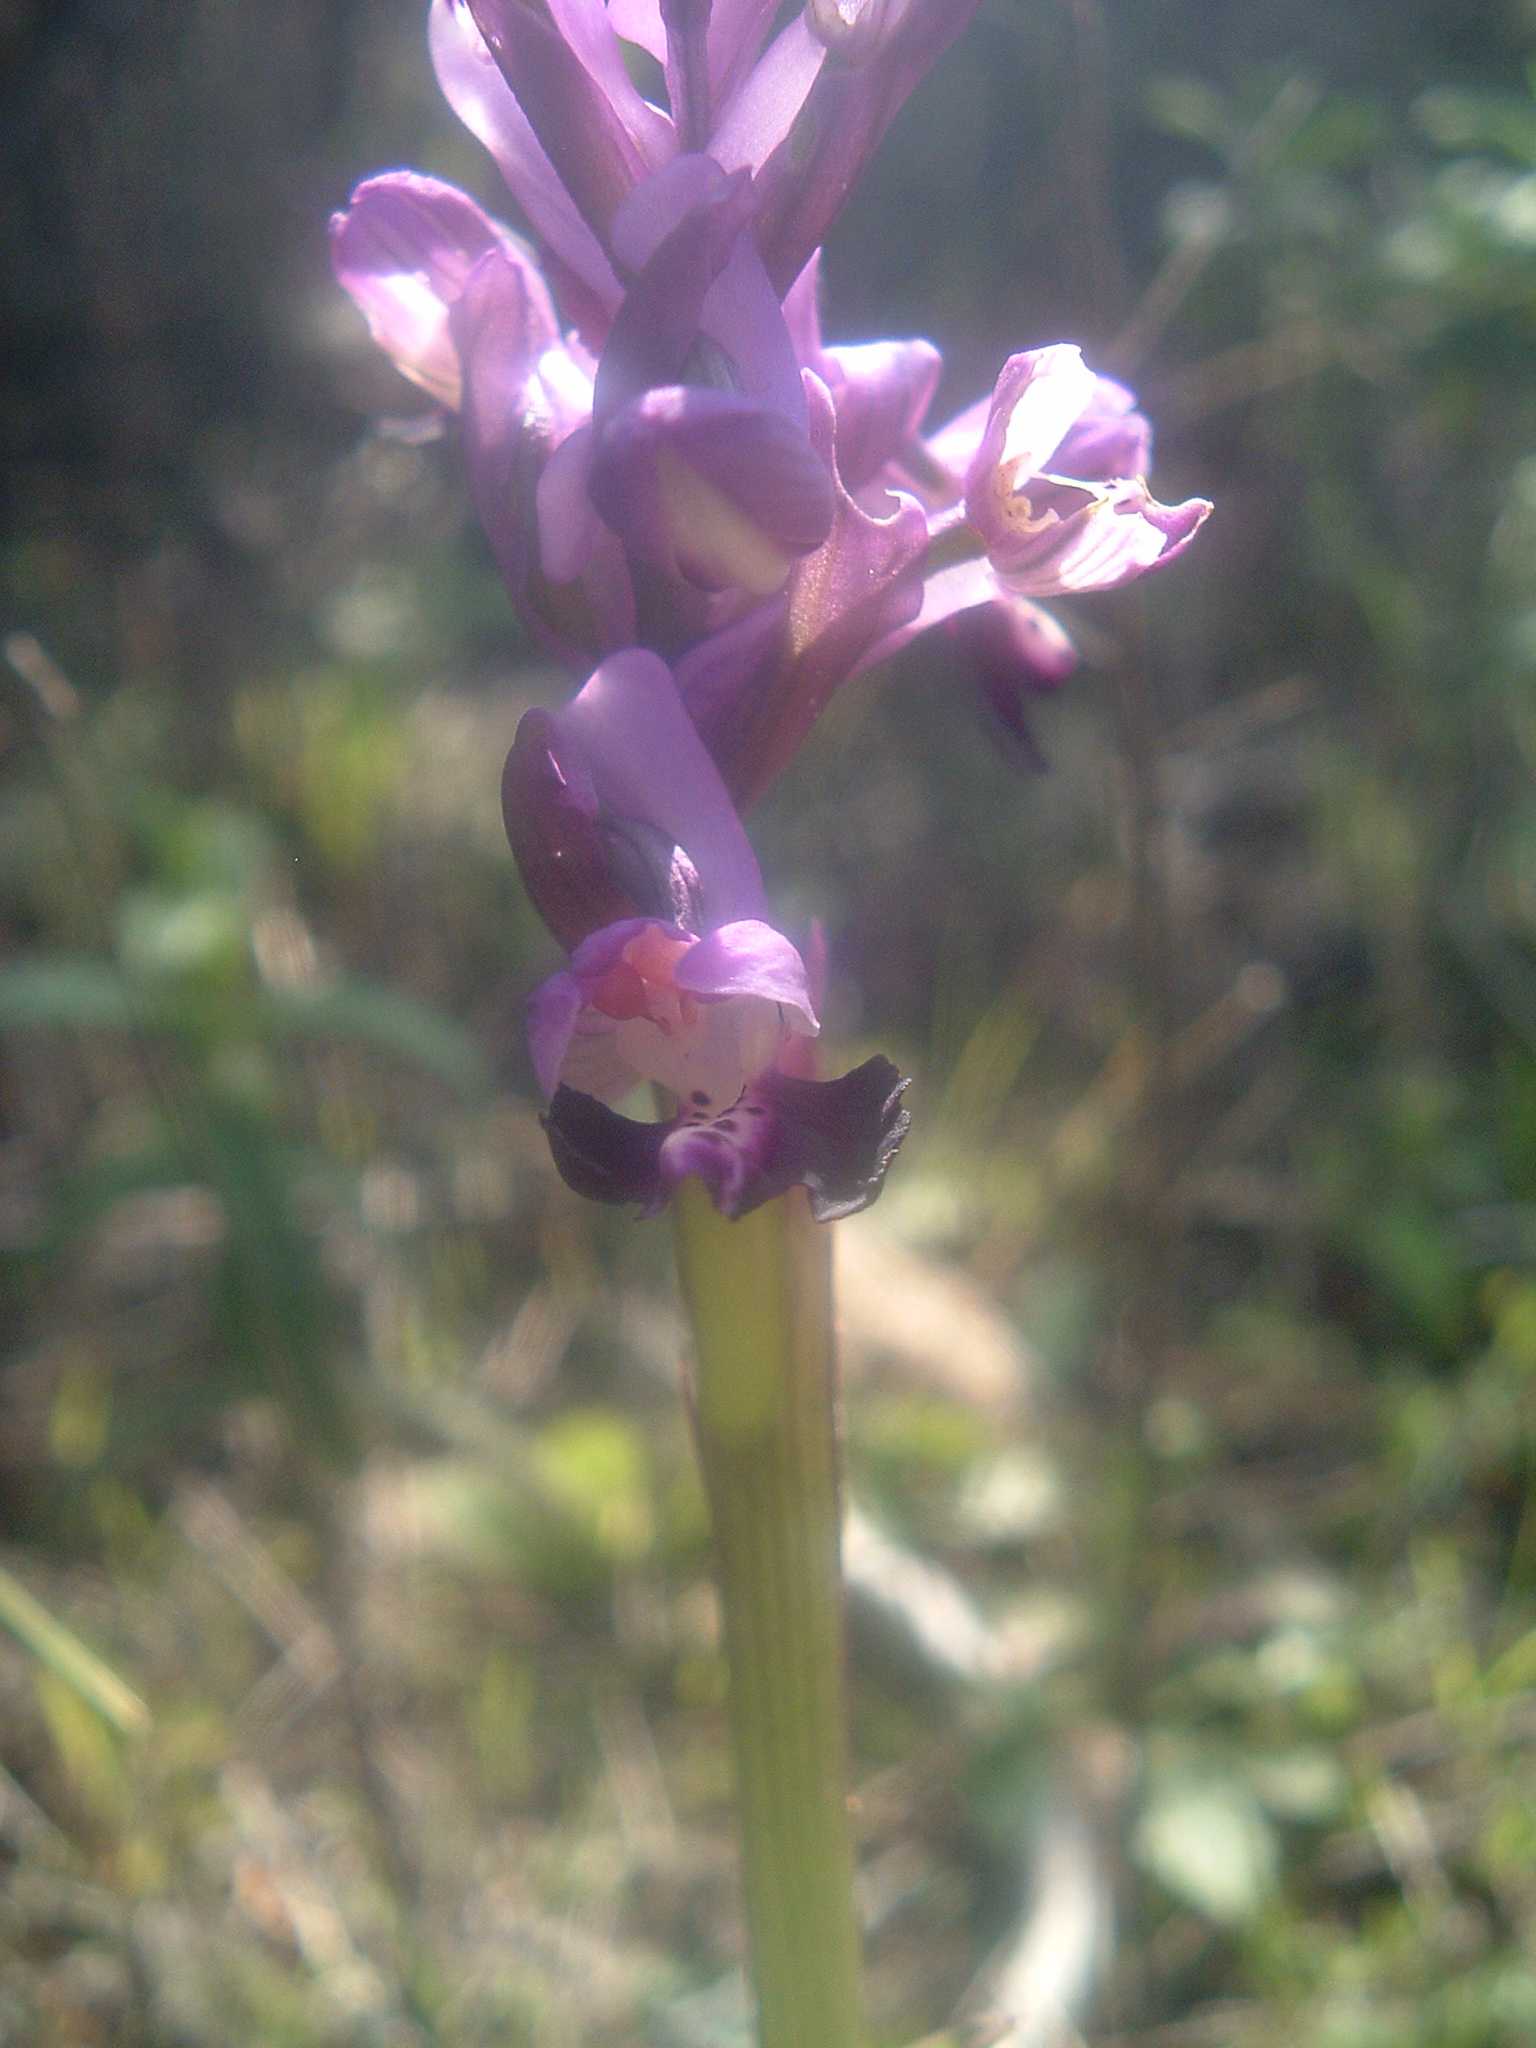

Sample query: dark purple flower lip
[544,1054,911,1221]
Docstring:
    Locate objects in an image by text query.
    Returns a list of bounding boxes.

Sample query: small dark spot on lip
[690,1090,711,1106]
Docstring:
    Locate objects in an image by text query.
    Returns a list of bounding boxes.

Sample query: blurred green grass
[5,1,1536,2042]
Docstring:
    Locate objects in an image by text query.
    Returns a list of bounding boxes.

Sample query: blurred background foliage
[4,0,1536,2042]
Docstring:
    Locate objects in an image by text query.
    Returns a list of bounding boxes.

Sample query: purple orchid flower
[508,649,910,1219]
[332,152,838,659]
[659,303,1210,804]
[426,0,831,339]
[797,272,1211,596]
[769,305,1211,743]
[561,155,836,609]
[866,346,1211,743]
[331,175,638,662]
[331,0,978,474]
[953,345,1211,597]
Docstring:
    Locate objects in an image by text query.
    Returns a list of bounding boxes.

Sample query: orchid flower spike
[506,650,910,1219]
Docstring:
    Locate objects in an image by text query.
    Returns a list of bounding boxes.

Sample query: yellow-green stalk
[673,1179,865,2048]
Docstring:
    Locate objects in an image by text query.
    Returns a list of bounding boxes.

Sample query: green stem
[673,1180,865,2048]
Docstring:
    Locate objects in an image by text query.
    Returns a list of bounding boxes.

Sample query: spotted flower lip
[508,649,910,1219]
[544,1052,912,1220]
[529,912,818,1108]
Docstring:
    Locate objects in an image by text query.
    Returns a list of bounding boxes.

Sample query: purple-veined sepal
[463,0,670,243]
[582,159,835,598]
[673,369,928,805]
[505,648,772,950]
